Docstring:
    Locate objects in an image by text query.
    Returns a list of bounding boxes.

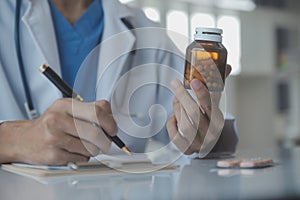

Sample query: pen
[39,64,132,156]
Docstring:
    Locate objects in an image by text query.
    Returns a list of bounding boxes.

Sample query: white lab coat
[0,0,238,156]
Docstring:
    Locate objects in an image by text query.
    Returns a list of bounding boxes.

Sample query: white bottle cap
[194,27,223,42]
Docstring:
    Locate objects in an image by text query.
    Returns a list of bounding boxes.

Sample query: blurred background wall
[119,0,300,152]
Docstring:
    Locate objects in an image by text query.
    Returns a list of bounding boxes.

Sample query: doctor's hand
[0,99,117,165]
[167,65,232,155]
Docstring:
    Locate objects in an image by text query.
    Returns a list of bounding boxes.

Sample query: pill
[239,158,273,168]
[217,159,243,168]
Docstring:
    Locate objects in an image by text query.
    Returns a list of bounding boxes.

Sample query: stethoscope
[15,0,39,120]
[14,0,137,120]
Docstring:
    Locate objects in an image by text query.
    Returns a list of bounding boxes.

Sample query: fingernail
[191,79,202,91]
[171,79,181,89]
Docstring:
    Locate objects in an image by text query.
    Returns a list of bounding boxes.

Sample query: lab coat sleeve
[0,61,27,121]
[201,115,239,158]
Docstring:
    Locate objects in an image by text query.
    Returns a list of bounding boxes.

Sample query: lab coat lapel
[21,0,62,114]
[22,0,60,73]
[96,0,136,100]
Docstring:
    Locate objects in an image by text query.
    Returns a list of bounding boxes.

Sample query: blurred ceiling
[120,0,300,12]
[175,0,256,11]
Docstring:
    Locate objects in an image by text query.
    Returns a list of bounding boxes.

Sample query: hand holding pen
[0,90,121,166]
[1,64,131,166]
[39,64,131,156]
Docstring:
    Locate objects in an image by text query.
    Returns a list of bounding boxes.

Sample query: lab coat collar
[102,0,135,22]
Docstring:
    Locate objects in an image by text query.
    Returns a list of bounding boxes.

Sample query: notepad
[1,154,179,178]
[9,154,150,171]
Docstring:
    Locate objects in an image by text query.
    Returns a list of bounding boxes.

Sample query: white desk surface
[1,148,300,200]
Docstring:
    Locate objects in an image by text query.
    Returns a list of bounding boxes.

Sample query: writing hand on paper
[0,99,117,165]
[167,65,232,155]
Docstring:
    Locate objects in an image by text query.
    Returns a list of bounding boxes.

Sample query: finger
[172,97,181,123]
[166,115,178,142]
[44,113,112,154]
[168,115,208,155]
[67,118,112,154]
[51,99,118,137]
[167,115,192,154]
[58,135,101,157]
[190,79,213,119]
[173,97,194,130]
[92,100,118,136]
[170,79,200,124]
[173,99,198,143]
[225,64,232,78]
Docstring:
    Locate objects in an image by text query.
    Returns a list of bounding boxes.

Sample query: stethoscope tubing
[14,0,38,119]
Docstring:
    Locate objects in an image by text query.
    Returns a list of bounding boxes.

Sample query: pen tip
[122,146,132,156]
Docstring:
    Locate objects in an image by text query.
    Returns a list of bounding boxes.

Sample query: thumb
[225,64,232,78]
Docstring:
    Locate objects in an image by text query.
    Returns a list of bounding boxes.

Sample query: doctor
[0,0,237,165]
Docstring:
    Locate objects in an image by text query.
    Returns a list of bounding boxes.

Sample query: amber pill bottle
[184,27,227,91]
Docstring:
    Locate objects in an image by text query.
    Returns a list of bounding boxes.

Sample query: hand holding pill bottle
[184,27,227,91]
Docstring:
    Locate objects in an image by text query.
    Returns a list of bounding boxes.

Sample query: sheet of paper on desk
[3,153,177,175]
[69,154,152,170]
[0,154,178,186]
[92,154,151,164]
[11,154,152,170]
[12,163,70,170]
[0,153,179,184]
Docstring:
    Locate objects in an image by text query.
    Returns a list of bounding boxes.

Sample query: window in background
[217,15,241,75]
[143,7,161,22]
[167,10,189,53]
[119,0,135,4]
[128,0,242,75]
[191,13,215,38]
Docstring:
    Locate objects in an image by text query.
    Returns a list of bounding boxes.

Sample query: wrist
[0,121,32,164]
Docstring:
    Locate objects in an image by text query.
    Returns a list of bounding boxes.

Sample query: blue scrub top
[49,0,104,87]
